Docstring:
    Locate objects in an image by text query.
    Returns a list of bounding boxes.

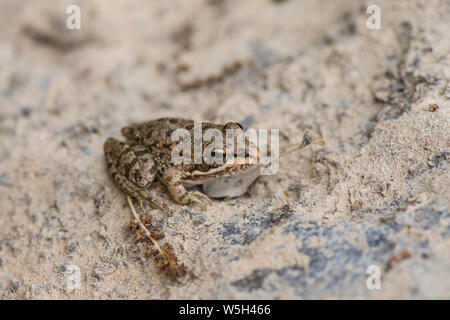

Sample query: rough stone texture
[0,0,449,299]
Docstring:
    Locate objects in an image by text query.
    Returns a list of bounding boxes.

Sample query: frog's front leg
[161,168,212,210]
[104,138,156,200]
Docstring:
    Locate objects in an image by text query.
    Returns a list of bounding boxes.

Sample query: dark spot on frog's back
[134,149,149,158]
[145,130,154,139]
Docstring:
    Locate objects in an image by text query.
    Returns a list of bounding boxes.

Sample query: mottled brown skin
[104,118,254,209]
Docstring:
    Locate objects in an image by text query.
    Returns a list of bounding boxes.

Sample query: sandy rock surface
[0,0,449,299]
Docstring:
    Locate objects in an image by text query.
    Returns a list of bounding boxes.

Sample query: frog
[104,117,320,210]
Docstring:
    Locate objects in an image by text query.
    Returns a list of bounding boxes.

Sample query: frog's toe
[197,192,213,205]
[186,191,212,210]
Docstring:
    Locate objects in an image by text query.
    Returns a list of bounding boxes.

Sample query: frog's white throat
[195,164,262,198]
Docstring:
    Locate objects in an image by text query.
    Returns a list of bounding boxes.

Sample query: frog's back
[121,118,195,147]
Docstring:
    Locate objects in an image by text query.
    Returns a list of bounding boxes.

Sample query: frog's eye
[225,122,244,130]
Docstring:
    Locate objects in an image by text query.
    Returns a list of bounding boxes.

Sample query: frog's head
[186,122,261,184]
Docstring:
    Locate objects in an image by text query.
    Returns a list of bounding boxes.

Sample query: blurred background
[0,0,449,299]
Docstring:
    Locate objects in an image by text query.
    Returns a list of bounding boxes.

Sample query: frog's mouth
[183,157,258,186]
[183,164,261,188]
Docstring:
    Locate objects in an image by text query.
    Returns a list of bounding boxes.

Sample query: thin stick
[279,131,325,157]
[127,196,163,255]
[140,193,173,216]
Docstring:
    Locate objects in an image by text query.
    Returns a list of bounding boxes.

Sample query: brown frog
[104,118,319,210]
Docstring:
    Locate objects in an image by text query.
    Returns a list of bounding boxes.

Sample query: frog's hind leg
[104,138,171,214]
[105,138,156,185]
